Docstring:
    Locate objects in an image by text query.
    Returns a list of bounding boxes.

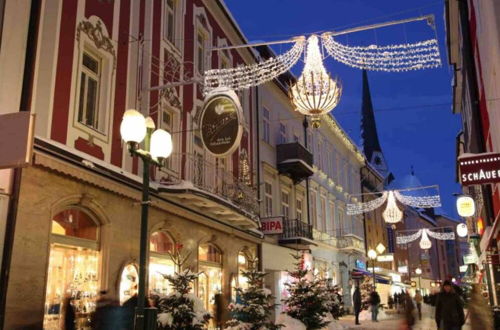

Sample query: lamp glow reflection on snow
[383,191,403,223]
[289,35,342,128]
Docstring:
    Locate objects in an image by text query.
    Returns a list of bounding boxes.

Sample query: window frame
[262,107,270,144]
[281,189,290,219]
[77,51,102,132]
[163,0,177,45]
[264,181,273,216]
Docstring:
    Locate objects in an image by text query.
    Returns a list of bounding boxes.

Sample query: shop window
[198,243,222,321]
[119,264,139,305]
[44,208,100,329]
[149,231,176,296]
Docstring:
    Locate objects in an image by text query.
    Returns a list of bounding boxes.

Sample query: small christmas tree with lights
[225,257,282,330]
[156,245,211,329]
[282,253,331,329]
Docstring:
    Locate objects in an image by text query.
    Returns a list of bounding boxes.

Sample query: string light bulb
[419,229,432,249]
[383,191,403,223]
[289,35,342,128]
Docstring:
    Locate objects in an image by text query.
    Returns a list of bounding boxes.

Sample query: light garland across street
[347,191,388,215]
[394,190,442,208]
[396,228,456,250]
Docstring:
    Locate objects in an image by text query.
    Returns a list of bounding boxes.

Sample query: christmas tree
[225,258,282,330]
[282,253,331,330]
[359,276,373,310]
[156,245,211,329]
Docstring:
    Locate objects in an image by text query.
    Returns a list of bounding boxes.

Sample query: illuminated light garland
[419,229,432,249]
[383,191,403,223]
[347,191,388,215]
[289,35,342,128]
[426,229,455,240]
[321,34,441,72]
[396,229,422,245]
[203,38,305,95]
[394,190,441,208]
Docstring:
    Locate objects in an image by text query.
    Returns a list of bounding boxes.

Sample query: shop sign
[200,88,243,157]
[0,112,35,169]
[459,265,468,273]
[456,196,475,217]
[260,216,283,234]
[355,259,366,270]
[463,254,478,265]
[351,270,364,280]
[458,153,500,186]
[391,274,401,282]
[398,266,408,273]
[376,254,394,262]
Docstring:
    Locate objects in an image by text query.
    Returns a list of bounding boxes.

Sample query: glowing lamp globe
[383,191,403,223]
[415,268,422,275]
[150,129,173,160]
[289,35,342,128]
[419,230,432,250]
[456,223,468,237]
[367,249,377,260]
[456,196,475,217]
[120,109,147,144]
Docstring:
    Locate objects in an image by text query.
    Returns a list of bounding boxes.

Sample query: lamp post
[368,249,378,289]
[415,267,422,290]
[120,110,173,330]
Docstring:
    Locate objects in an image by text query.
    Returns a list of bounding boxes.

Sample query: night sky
[224,0,462,218]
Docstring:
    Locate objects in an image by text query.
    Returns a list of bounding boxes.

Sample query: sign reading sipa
[260,217,283,234]
[458,152,500,186]
[200,88,243,157]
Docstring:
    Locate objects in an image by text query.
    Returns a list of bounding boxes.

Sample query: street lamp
[368,249,378,289]
[415,267,422,290]
[120,109,173,330]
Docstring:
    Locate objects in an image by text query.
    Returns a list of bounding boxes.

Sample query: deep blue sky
[224,0,462,218]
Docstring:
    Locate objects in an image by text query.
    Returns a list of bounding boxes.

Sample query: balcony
[336,234,365,254]
[158,153,259,229]
[276,142,314,184]
[279,219,315,249]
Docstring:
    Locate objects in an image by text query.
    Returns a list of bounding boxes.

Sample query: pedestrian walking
[414,289,423,320]
[63,294,76,330]
[435,280,465,330]
[369,289,381,322]
[91,290,123,329]
[401,291,416,330]
[353,286,362,325]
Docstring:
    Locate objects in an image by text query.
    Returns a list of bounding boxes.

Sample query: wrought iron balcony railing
[280,218,313,240]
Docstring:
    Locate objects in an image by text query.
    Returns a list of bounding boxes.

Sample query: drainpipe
[255,85,263,272]
[0,0,41,327]
[303,117,311,227]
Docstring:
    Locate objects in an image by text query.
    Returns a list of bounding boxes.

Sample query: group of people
[351,280,465,330]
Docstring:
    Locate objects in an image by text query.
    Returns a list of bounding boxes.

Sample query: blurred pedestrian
[63,294,76,330]
[91,290,122,329]
[400,291,416,330]
[370,289,381,322]
[353,286,362,325]
[414,290,423,320]
[435,280,465,330]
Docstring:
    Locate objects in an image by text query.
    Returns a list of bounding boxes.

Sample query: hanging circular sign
[456,223,468,237]
[456,196,475,217]
[200,87,243,157]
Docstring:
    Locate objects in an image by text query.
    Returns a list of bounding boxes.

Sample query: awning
[352,268,391,284]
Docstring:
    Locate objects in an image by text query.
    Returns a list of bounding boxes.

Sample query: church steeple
[360,69,389,178]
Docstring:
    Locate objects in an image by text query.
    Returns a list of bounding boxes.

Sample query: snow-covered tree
[359,276,373,310]
[225,258,282,330]
[157,246,211,329]
[282,253,331,330]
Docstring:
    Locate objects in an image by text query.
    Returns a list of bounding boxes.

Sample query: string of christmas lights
[426,229,455,240]
[203,38,305,94]
[383,191,403,223]
[321,34,441,72]
[346,191,388,215]
[394,190,442,208]
[396,229,422,245]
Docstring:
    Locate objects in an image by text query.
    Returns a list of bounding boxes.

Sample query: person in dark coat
[352,286,362,325]
[435,280,465,330]
[369,290,381,322]
[63,295,76,330]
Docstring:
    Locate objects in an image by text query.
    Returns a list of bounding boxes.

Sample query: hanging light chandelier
[419,229,432,249]
[383,191,403,223]
[289,35,342,128]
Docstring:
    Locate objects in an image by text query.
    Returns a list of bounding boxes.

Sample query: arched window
[149,231,176,296]
[198,243,222,314]
[44,208,100,329]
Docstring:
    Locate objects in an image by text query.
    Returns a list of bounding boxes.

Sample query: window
[281,190,290,219]
[196,32,206,74]
[296,197,303,221]
[278,123,287,144]
[78,52,101,130]
[164,0,176,45]
[262,108,270,143]
[198,243,222,264]
[329,202,336,236]
[264,181,273,216]
[320,196,326,232]
[310,191,317,228]
[161,110,174,169]
[338,211,344,236]
[149,231,175,296]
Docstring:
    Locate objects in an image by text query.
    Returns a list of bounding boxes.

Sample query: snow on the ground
[276,314,307,330]
[358,308,393,321]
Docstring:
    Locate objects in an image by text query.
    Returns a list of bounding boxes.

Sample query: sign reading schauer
[458,152,500,186]
[200,88,243,157]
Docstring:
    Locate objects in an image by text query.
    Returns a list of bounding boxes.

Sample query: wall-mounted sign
[459,265,468,273]
[456,196,475,217]
[391,274,401,282]
[463,254,478,265]
[200,88,243,157]
[458,153,500,186]
[377,254,394,262]
[355,259,366,270]
[260,216,283,234]
[398,266,408,273]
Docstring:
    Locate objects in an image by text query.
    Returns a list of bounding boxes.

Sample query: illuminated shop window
[149,231,176,297]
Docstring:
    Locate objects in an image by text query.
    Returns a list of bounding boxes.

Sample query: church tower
[360,69,390,179]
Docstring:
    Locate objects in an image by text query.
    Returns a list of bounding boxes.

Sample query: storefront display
[198,243,223,329]
[119,264,138,305]
[149,231,176,297]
